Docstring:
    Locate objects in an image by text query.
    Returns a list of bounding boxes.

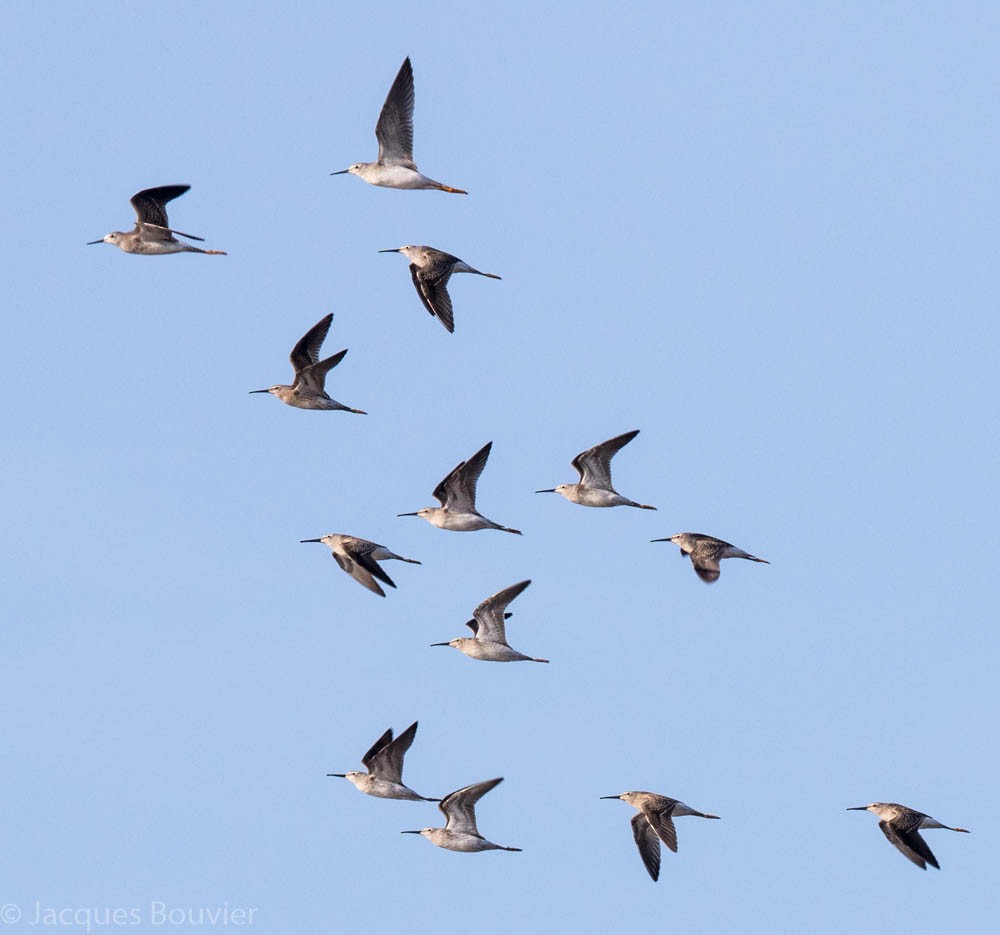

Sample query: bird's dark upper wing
[571,429,639,487]
[297,350,348,393]
[631,813,661,881]
[130,185,191,227]
[376,57,416,166]
[880,821,938,869]
[360,728,394,772]
[432,442,492,509]
[451,442,492,509]
[373,721,418,782]
[290,314,334,373]
[412,265,455,333]
[648,808,679,853]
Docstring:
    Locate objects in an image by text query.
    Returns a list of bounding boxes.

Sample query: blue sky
[3,2,998,932]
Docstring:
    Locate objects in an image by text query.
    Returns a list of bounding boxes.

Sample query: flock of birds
[88,55,970,880]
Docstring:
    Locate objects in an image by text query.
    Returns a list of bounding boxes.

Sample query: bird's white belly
[369,165,425,189]
[432,511,487,531]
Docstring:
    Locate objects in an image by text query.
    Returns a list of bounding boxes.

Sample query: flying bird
[402,777,521,852]
[398,441,521,534]
[300,534,420,596]
[250,313,366,413]
[379,246,501,333]
[431,580,548,663]
[536,430,656,509]
[601,791,720,881]
[327,722,439,801]
[651,532,769,583]
[88,185,226,255]
[332,57,467,193]
[847,803,969,870]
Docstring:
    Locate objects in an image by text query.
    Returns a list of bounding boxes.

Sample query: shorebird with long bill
[88,185,226,255]
[327,722,439,801]
[402,778,521,853]
[398,441,521,534]
[250,313,365,413]
[601,791,720,881]
[536,430,656,510]
[332,57,467,193]
[300,534,420,596]
[847,802,969,870]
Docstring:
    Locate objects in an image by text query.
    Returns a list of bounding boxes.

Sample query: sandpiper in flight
[299,534,420,597]
[431,580,548,663]
[327,722,439,801]
[601,792,720,881]
[379,246,501,333]
[250,313,366,412]
[651,532,769,583]
[536,430,656,509]
[332,57,467,193]
[398,441,522,534]
[847,803,970,869]
[402,777,521,852]
[88,185,227,255]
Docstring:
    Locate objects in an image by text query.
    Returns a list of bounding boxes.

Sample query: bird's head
[87,231,121,246]
[397,508,433,521]
[300,535,335,547]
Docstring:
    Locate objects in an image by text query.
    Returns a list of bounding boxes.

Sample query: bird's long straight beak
[535,488,556,494]
[400,830,421,835]
[326,773,347,778]
[430,642,450,647]
[300,538,323,544]
[378,248,401,253]
[397,512,419,517]
[650,538,672,543]
[600,795,622,800]
[86,239,104,245]
[330,169,350,175]
[249,389,269,394]
[846,806,868,811]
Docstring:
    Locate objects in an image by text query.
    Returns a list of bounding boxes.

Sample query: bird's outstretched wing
[360,727,394,773]
[571,430,640,489]
[472,580,530,643]
[290,314,334,374]
[369,722,418,783]
[376,57,416,167]
[432,442,492,510]
[880,821,938,869]
[130,185,190,227]
[440,777,503,834]
[333,540,396,597]
[411,263,455,333]
[631,813,661,881]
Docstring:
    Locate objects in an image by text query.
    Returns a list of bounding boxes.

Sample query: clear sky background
[3,2,998,932]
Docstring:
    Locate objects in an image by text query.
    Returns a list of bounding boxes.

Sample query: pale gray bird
[651,532,769,583]
[327,722,439,801]
[401,777,521,852]
[536,430,656,509]
[601,792,720,882]
[398,441,521,534]
[332,57,467,193]
[88,185,227,255]
[847,803,970,870]
[300,534,420,596]
[250,313,366,413]
[379,245,501,333]
[431,580,548,663]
